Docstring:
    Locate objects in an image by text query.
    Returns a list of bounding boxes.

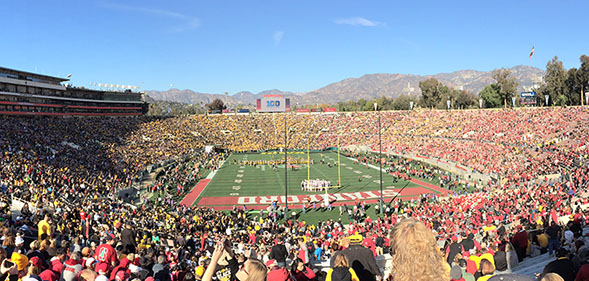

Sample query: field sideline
[183,151,450,210]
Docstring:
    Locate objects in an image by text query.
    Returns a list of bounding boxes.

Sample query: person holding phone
[0,253,27,281]
[290,258,315,281]
[201,240,267,281]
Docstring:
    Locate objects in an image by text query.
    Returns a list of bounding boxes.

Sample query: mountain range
[145,65,544,107]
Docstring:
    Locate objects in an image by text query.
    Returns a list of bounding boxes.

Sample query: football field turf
[190,151,449,209]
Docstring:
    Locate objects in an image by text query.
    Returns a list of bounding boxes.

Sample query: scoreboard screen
[256,95,290,112]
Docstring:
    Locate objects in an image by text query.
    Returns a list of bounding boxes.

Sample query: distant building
[0,66,148,116]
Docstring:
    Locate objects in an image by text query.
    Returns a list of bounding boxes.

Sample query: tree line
[150,54,589,115]
[335,54,589,111]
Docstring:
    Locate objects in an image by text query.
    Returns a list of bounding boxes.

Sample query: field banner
[297,109,310,113]
[324,108,337,112]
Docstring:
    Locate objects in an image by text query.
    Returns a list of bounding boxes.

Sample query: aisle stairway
[512,226,589,277]
[512,252,553,277]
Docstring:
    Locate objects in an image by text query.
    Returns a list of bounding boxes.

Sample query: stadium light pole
[284,114,289,220]
[374,103,383,216]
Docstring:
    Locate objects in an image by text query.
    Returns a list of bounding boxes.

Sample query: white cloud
[98,2,200,32]
[273,31,284,46]
[333,17,384,27]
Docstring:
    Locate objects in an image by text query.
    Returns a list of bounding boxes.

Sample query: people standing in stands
[505,243,519,272]
[511,225,528,262]
[269,235,288,268]
[545,222,562,256]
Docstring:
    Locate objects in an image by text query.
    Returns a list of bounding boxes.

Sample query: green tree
[419,78,449,108]
[479,84,502,108]
[578,55,589,104]
[375,96,393,110]
[450,89,477,109]
[206,98,226,111]
[554,95,568,106]
[492,68,518,107]
[543,56,567,105]
[392,95,418,110]
[565,68,580,105]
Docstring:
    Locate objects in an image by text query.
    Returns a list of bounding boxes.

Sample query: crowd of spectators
[0,107,587,281]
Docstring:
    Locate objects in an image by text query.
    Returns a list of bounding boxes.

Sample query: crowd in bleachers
[0,107,587,281]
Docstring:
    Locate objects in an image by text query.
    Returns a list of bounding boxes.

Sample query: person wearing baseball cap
[334,234,380,281]
[96,262,109,276]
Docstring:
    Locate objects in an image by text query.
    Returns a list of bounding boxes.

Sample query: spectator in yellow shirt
[37,214,52,240]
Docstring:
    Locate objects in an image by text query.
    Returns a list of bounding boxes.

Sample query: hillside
[146,65,544,106]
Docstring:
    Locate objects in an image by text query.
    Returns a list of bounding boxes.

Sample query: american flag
[529,46,535,59]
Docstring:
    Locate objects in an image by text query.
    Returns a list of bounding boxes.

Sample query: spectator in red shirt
[94,235,118,268]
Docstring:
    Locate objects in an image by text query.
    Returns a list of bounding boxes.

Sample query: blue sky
[2,0,587,94]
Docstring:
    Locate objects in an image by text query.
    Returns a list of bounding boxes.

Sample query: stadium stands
[0,107,588,281]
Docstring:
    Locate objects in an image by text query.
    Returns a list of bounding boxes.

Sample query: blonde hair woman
[390,219,449,281]
[476,259,495,281]
[326,254,359,281]
[540,273,564,281]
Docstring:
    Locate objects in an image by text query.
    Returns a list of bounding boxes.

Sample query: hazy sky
[2,0,587,94]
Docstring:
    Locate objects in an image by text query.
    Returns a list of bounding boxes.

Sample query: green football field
[197,151,443,200]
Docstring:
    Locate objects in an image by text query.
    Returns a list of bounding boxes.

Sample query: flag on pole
[529,46,535,59]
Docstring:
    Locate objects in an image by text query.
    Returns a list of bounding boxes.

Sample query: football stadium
[3,2,589,281]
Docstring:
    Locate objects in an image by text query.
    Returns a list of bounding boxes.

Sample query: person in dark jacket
[447,236,463,264]
[327,254,359,281]
[120,223,136,254]
[339,235,380,281]
[545,222,561,256]
[269,235,288,268]
[460,233,476,253]
[493,243,509,273]
[541,248,575,281]
[511,225,528,262]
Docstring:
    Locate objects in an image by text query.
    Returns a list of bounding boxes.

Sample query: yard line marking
[354,170,362,174]
[234,179,242,183]
[238,170,244,173]
[232,186,241,190]
[236,174,244,178]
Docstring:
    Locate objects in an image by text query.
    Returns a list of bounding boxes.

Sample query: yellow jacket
[326,267,359,281]
[477,274,495,281]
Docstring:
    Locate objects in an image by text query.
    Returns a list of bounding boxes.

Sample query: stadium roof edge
[0,66,69,82]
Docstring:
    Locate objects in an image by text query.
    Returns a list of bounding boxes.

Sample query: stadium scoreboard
[520,91,537,105]
[256,95,290,112]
